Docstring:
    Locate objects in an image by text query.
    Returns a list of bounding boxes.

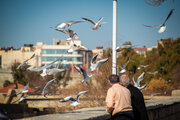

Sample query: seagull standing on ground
[132,72,146,90]
[143,9,174,33]
[74,65,92,83]
[42,78,56,97]
[17,53,35,69]
[59,91,87,106]
[81,17,105,30]
[54,20,84,29]
[119,57,130,73]
[89,54,108,72]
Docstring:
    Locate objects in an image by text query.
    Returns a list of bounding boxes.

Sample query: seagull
[81,17,105,30]
[147,71,158,76]
[7,83,29,97]
[116,45,133,52]
[119,57,130,73]
[54,20,84,29]
[17,53,35,69]
[12,93,29,103]
[42,78,56,97]
[55,29,77,41]
[74,65,92,83]
[140,64,149,68]
[67,44,88,53]
[132,72,146,90]
[59,91,87,106]
[89,54,108,72]
[143,9,174,33]
[28,58,60,72]
[40,61,65,77]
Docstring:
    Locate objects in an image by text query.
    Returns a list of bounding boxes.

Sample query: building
[41,38,84,68]
[1,38,92,70]
[134,47,147,55]
[92,46,104,59]
[1,44,41,69]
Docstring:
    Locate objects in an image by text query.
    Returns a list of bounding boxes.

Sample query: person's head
[120,74,130,87]
[108,74,119,85]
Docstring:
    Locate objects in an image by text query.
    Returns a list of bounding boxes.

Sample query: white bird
[143,9,174,33]
[140,64,149,68]
[17,53,35,69]
[89,54,108,72]
[59,91,87,106]
[42,78,56,97]
[67,44,88,53]
[119,57,130,73]
[7,83,29,97]
[28,58,60,72]
[40,61,65,77]
[54,20,84,29]
[147,71,158,76]
[81,17,105,30]
[55,29,77,41]
[132,72,146,90]
[74,65,92,83]
[12,94,29,103]
[116,45,133,52]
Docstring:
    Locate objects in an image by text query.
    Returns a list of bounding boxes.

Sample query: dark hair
[108,74,119,84]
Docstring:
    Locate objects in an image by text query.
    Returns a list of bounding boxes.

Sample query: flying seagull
[54,20,84,29]
[28,58,60,72]
[59,91,87,106]
[67,44,88,53]
[89,54,108,72]
[116,45,134,52]
[132,72,146,90]
[12,93,30,103]
[7,83,29,97]
[42,78,56,97]
[17,53,35,69]
[74,65,92,83]
[40,61,65,77]
[147,71,158,76]
[81,17,105,30]
[143,9,174,33]
[119,57,130,73]
[55,29,77,41]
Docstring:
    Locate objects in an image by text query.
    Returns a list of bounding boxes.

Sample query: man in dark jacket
[120,74,149,120]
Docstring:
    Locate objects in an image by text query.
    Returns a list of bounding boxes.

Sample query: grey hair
[120,74,130,87]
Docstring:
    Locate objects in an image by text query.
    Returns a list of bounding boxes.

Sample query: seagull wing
[91,54,98,64]
[96,58,108,68]
[60,96,76,102]
[42,78,56,97]
[143,24,160,28]
[28,53,35,60]
[74,65,82,74]
[16,82,29,95]
[162,9,174,25]
[137,72,145,84]
[55,29,69,35]
[81,17,95,25]
[42,58,60,70]
[97,17,104,24]
[76,91,87,102]
[79,66,88,79]
[123,57,130,69]
[70,20,84,25]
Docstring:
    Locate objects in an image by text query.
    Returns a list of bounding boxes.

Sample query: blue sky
[0,0,180,49]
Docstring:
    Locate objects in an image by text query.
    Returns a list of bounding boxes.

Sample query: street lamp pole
[112,0,117,74]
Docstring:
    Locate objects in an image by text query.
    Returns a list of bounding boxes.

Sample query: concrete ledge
[15,96,180,120]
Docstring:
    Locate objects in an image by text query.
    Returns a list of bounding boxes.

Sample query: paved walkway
[19,107,110,120]
[19,96,180,120]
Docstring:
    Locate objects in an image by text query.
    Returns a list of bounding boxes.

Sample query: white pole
[112,0,117,74]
